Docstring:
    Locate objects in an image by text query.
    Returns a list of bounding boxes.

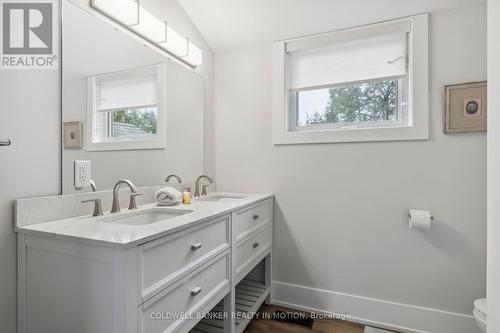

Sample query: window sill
[86,138,165,151]
[273,124,429,145]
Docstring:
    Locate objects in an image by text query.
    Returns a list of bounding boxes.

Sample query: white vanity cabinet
[16,194,273,333]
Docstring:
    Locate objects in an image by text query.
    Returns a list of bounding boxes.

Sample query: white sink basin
[195,195,245,202]
[101,208,192,226]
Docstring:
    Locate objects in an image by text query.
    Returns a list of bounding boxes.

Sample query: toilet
[473,298,487,332]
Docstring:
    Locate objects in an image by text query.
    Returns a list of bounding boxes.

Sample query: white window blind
[286,21,410,91]
[97,74,157,112]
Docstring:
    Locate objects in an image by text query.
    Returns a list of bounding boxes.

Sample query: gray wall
[214,2,486,319]
[487,0,500,332]
[0,72,60,332]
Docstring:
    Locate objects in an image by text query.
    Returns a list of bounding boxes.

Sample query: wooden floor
[243,305,365,333]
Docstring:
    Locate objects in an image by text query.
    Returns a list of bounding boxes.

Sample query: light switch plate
[74,160,91,188]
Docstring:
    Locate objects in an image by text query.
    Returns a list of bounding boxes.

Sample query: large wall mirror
[61,0,205,193]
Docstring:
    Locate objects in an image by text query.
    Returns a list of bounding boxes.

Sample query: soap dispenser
[182,187,192,204]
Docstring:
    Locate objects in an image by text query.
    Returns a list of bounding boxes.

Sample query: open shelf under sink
[191,278,270,333]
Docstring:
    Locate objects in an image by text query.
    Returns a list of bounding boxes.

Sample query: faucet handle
[129,193,143,210]
[81,199,104,217]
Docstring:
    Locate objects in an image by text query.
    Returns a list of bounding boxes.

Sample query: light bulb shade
[130,7,166,43]
[92,0,138,26]
[159,26,188,57]
[91,0,203,66]
[184,42,202,66]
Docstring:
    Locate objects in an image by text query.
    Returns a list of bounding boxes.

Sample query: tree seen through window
[304,80,398,126]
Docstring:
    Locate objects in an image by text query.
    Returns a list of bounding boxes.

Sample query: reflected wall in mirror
[62,0,204,193]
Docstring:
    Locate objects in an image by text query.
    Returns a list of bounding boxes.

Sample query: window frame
[272,14,429,144]
[86,63,167,151]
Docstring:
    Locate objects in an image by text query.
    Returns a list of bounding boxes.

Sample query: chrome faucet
[165,174,182,183]
[194,175,214,197]
[111,180,139,213]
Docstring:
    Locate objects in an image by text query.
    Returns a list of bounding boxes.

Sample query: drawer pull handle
[191,243,202,251]
[253,215,259,220]
[0,139,11,146]
[253,242,259,249]
[191,287,202,296]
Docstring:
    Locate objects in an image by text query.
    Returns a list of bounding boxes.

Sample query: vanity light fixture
[91,0,202,66]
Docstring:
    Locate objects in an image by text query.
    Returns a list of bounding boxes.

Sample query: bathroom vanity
[15,190,273,333]
[23,2,274,332]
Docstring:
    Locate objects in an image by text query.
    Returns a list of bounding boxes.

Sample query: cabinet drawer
[235,199,272,243]
[141,215,230,301]
[235,226,272,283]
[140,252,230,333]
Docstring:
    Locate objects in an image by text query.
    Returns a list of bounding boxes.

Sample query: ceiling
[64,2,166,80]
[178,0,485,52]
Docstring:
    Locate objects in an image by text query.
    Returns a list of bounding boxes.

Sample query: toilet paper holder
[408,213,434,221]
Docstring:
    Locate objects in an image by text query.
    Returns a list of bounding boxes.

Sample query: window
[87,64,166,151]
[294,79,405,129]
[273,14,429,144]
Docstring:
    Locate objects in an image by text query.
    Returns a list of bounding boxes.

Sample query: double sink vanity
[15,185,273,333]
[17,1,276,332]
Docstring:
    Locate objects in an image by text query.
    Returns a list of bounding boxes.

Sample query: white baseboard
[364,327,395,333]
[271,281,480,333]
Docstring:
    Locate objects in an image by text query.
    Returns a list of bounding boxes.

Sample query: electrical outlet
[74,160,91,188]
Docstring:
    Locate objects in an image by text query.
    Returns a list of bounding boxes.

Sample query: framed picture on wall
[63,121,82,149]
[445,81,487,133]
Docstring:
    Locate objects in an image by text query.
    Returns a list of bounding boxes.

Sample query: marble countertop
[16,192,273,249]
